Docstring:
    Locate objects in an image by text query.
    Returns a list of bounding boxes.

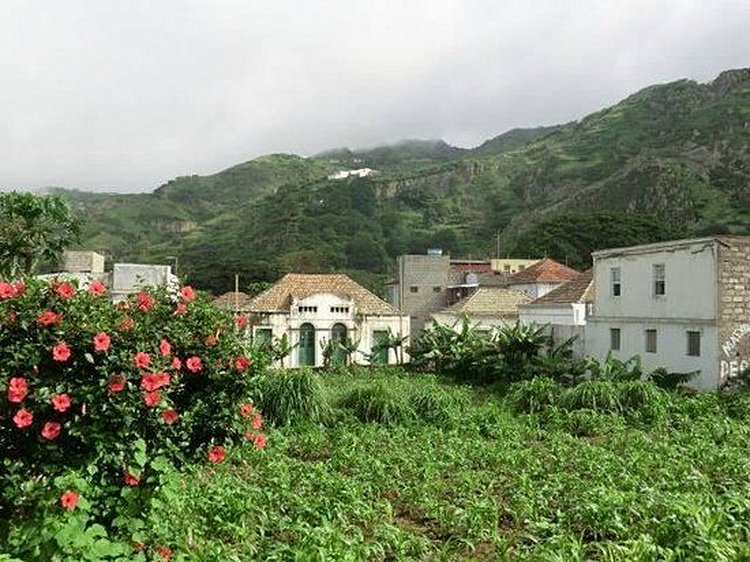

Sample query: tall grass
[250,368,331,426]
[339,382,413,426]
[506,377,564,415]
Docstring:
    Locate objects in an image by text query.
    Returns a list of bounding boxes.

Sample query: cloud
[0,0,748,191]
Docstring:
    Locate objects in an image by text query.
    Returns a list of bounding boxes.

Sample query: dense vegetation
[23,366,747,561]
[56,68,750,293]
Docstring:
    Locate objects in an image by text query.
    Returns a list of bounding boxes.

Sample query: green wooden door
[372,330,388,365]
[298,323,316,366]
[331,323,347,366]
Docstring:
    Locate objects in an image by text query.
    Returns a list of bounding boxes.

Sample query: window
[254,328,272,348]
[297,306,318,313]
[432,286,442,293]
[687,331,701,357]
[503,264,511,272]
[645,329,657,353]
[330,306,350,314]
[611,267,621,297]
[409,286,419,293]
[653,264,665,296]
[518,265,526,270]
[610,328,621,351]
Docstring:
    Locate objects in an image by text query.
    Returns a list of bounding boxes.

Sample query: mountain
[59,68,750,294]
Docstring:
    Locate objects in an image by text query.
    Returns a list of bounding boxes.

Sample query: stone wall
[717,237,750,383]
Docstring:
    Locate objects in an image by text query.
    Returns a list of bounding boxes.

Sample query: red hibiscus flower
[134,351,151,369]
[174,302,187,315]
[8,377,28,403]
[171,356,182,370]
[159,339,172,357]
[93,332,111,352]
[154,545,173,560]
[204,333,217,346]
[253,433,267,450]
[207,446,226,463]
[124,472,140,487]
[54,282,76,299]
[13,281,25,295]
[52,343,71,362]
[41,421,62,440]
[251,414,263,430]
[88,279,107,296]
[136,291,155,312]
[235,356,251,371]
[37,310,62,326]
[235,315,248,328]
[108,374,126,393]
[180,286,196,302]
[140,372,170,392]
[13,408,33,428]
[0,282,16,299]
[143,391,161,407]
[51,393,71,413]
[162,409,179,424]
[239,402,254,418]
[186,356,202,373]
[60,490,79,510]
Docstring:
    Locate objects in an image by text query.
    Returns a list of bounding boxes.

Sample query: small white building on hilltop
[585,237,750,390]
[236,273,409,368]
[519,270,594,357]
[327,168,378,180]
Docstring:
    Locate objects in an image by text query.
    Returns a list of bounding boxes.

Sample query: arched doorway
[331,323,347,366]
[298,323,316,366]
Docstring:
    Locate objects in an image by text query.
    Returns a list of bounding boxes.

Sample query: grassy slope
[148,371,750,561]
[63,69,750,292]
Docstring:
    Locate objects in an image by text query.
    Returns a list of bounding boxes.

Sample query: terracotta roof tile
[441,287,532,317]
[506,258,580,285]
[527,270,594,305]
[212,291,254,311]
[248,273,399,315]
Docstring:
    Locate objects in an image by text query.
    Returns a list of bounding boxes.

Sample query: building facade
[585,237,750,389]
[238,274,409,368]
[505,258,580,299]
[432,287,532,333]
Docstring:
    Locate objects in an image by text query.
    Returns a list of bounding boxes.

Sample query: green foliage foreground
[49,369,750,561]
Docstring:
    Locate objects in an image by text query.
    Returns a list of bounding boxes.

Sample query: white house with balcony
[585,237,750,390]
[233,273,409,368]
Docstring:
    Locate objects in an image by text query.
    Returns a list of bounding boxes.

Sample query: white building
[229,273,409,368]
[506,258,580,299]
[327,168,377,180]
[585,237,750,390]
[518,270,594,356]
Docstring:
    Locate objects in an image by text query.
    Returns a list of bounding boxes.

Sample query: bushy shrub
[562,381,622,415]
[551,408,626,437]
[617,380,671,423]
[409,384,469,427]
[506,377,564,415]
[0,277,266,557]
[250,368,331,426]
[339,382,413,426]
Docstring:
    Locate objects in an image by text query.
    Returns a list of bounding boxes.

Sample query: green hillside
[62,68,750,293]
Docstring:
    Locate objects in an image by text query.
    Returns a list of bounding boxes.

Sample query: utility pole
[495,231,500,259]
[234,274,239,312]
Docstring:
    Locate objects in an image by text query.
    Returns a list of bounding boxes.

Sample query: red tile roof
[247,273,399,315]
[212,291,254,311]
[526,270,594,305]
[506,258,579,285]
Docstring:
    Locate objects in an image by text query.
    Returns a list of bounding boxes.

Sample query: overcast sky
[1,1,748,192]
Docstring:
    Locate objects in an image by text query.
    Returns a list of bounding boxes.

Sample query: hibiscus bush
[0,277,266,559]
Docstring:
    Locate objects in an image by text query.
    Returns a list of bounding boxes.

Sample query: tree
[0,192,81,278]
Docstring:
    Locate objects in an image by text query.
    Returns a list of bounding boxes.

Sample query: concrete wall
[430,312,517,332]
[398,254,450,335]
[519,304,587,356]
[587,238,723,389]
[251,292,409,368]
[717,238,750,385]
[490,258,539,274]
[63,251,105,274]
